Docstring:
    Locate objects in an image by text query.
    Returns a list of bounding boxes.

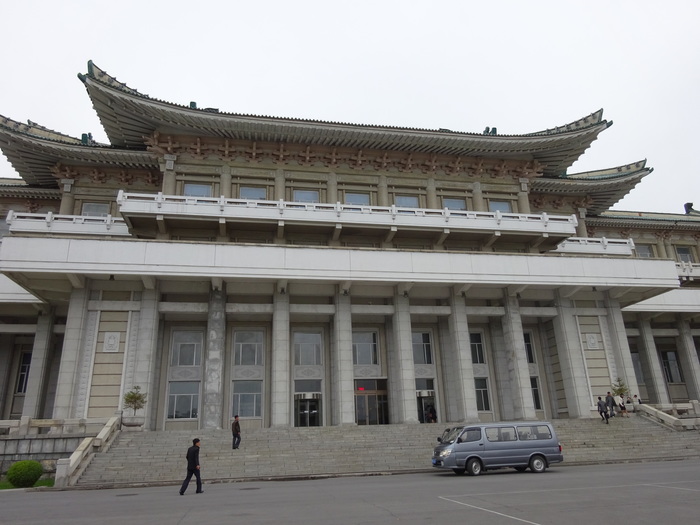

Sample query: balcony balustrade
[5,210,130,236]
[553,237,635,256]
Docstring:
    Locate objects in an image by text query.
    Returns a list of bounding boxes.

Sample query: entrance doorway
[294,396,321,427]
[354,379,388,425]
[417,393,437,424]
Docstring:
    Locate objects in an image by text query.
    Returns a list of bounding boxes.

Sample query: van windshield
[439,426,464,444]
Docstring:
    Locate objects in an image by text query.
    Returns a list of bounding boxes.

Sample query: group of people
[179,415,243,495]
[596,392,641,424]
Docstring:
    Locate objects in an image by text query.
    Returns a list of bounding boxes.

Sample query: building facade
[1,61,699,432]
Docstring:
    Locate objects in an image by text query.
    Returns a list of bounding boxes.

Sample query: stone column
[331,288,355,425]
[443,288,478,422]
[378,175,389,206]
[426,178,438,209]
[130,288,160,429]
[274,169,286,200]
[517,178,531,214]
[637,315,670,403]
[271,288,291,426]
[655,235,668,259]
[220,167,232,198]
[203,284,226,429]
[162,154,177,195]
[676,317,700,401]
[552,291,592,417]
[576,209,588,237]
[387,289,418,423]
[501,293,536,420]
[53,288,90,419]
[21,309,55,418]
[59,179,75,215]
[602,294,640,397]
[327,172,338,203]
[472,182,485,212]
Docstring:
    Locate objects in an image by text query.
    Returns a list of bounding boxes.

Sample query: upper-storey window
[488,200,512,213]
[675,246,695,263]
[240,186,267,200]
[344,192,371,206]
[395,195,420,208]
[635,244,655,258]
[442,197,467,210]
[293,189,320,203]
[184,183,212,197]
[82,202,110,217]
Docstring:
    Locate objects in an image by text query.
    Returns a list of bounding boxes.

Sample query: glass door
[295,397,321,427]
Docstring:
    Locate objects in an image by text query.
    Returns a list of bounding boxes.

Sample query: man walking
[179,438,203,495]
[232,415,241,449]
[605,392,616,418]
[597,396,609,424]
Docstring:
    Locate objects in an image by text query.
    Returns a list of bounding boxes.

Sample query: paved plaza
[2,460,699,524]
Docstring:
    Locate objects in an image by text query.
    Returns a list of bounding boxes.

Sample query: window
[82,202,110,217]
[442,197,467,210]
[344,192,370,206]
[676,246,694,263]
[293,189,319,203]
[233,330,264,366]
[661,351,684,383]
[352,331,378,365]
[183,183,212,197]
[630,351,645,384]
[295,380,322,392]
[240,186,267,200]
[475,378,490,411]
[530,377,542,410]
[232,381,262,417]
[16,353,31,394]
[488,200,512,213]
[470,333,485,364]
[635,244,654,258]
[170,331,203,367]
[462,428,481,442]
[412,332,433,364]
[486,426,516,442]
[294,332,322,365]
[415,378,434,390]
[395,195,419,208]
[524,333,535,363]
[167,382,200,419]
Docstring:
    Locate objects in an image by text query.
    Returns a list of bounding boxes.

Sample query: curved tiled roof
[531,160,652,214]
[80,61,611,177]
[0,116,159,186]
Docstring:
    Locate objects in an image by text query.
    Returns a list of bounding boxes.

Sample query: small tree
[611,377,628,398]
[123,386,147,415]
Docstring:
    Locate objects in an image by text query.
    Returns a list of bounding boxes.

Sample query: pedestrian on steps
[232,415,241,449]
[179,438,203,495]
[605,392,616,418]
[597,396,609,424]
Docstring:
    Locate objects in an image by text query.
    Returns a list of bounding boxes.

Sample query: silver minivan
[432,422,563,475]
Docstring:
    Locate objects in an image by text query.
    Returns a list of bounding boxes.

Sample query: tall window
[344,192,371,206]
[530,377,542,410]
[232,381,262,417]
[167,382,200,419]
[293,189,319,203]
[442,197,467,210]
[661,351,684,383]
[475,378,490,411]
[676,246,694,263]
[412,332,432,364]
[395,195,419,208]
[352,331,378,365]
[294,332,322,365]
[183,183,212,197]
[524,333,535,363]
[470,333,485,364]
[240,186,267,200]
[16,353,31,394]
[170,331,203,367]
[233,330,264,366]
[635,244,654,258]
[488,200,512,213]
[630,351,645,384]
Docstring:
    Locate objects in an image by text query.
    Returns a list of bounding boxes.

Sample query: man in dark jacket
[232,415,241,449]
[179,438,203,495]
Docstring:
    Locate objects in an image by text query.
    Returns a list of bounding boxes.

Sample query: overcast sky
[1,0,698,213]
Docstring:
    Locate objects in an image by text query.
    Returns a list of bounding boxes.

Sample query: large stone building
[0,61,698,432]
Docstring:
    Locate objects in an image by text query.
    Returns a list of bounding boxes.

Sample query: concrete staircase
[76,413,700,488]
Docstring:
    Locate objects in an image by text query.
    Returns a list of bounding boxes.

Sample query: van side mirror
[437,437,442,443]
[456,437,463,444]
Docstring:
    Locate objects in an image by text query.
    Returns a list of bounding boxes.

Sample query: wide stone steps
[76,414,700,487]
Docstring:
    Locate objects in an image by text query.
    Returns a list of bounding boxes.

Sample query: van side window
[485,426,517,442]
[462,428,481,442]
[516,424,552,440]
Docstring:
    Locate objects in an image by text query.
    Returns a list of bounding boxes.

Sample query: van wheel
[452,468,465,475]
[529,455,547,473]
[514,466,527,472]
[466,458,482,476]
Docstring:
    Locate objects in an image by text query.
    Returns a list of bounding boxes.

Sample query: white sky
[1,0,698,213]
